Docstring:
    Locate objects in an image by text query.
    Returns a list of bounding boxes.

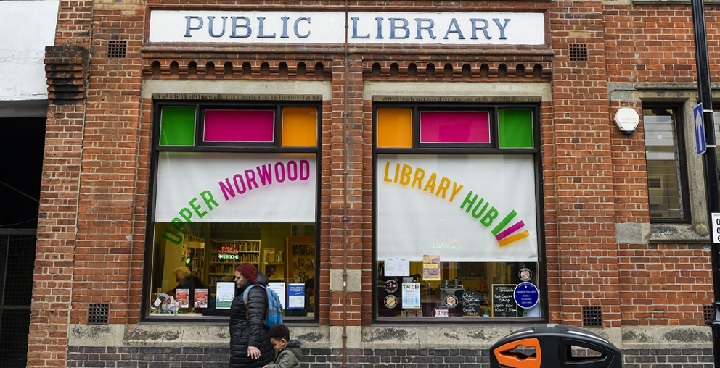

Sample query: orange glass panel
[282,107,317,147]
[377,108,412,148]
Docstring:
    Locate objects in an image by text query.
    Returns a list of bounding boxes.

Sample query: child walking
[264,323,302,368]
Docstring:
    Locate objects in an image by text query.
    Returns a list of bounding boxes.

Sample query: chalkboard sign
[462,290,482,317]
[492,284,518,317]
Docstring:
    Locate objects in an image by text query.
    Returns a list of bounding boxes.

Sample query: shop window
[374,104,541,321]
[148,102,319,320]
[643,105,689,221]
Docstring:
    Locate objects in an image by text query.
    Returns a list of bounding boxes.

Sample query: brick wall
[31,0,720,367]
[545,0,621,326]
[604,2,716,327]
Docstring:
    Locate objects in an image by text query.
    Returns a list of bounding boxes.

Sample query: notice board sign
[492,284,517,317]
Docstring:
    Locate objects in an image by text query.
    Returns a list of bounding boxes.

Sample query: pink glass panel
[420,111,490,143]
[204,109,275,142]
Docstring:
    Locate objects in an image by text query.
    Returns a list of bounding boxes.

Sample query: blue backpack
[243,284,283,329]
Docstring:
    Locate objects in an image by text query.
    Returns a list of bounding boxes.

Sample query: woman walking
[230,263,275,367]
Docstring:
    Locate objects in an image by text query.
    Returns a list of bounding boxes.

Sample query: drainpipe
[342,1,350,367]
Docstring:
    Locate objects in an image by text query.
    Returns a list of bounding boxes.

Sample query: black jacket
[229,283,275,368]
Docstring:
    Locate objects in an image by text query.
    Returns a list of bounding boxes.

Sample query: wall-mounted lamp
[614,107,640,135]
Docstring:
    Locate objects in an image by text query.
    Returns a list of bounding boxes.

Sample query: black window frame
[372,102,546,324]
[153,100,320,153]
[643,103,691,223]
[143,99,321,322]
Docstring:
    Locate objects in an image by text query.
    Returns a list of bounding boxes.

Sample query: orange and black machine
[489,324,621,368]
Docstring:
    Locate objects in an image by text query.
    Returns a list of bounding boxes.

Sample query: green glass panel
[499,109,533,148]
[160,106,196,146]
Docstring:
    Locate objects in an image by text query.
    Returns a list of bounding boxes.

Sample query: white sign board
[0,1,59,100]
[713,213,720,244]
[149,11,546,45]
[155,152,316,223]
[376,154,538,262]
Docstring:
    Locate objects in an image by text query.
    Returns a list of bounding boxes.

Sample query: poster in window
[268,282,287,310]
[384,258,409,277]
[287,283,305,310]
[194,288,208,308]
[422,255,441,280]
[401,283,421,309]
[216,282,235,309]
[176,289,190,309]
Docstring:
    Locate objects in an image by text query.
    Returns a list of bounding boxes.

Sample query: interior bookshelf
[286,236,315,284]
[208,239,261,287]
[262,247,285,281]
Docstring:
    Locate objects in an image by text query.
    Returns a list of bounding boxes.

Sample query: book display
[150,221,319,318]
[208,240,261,287]
[262,247,285,282]
[260,236,315,284]
[285,236,315,283]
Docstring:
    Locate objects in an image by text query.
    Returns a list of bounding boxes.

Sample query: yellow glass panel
[282,107,317,147]
[377,108,412,148]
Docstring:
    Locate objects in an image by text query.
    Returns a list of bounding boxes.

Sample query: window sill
[648,223,709,244]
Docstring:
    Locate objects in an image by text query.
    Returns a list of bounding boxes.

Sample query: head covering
[235,262,258,284]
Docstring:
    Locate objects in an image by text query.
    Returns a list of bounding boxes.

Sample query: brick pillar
[28,45,89,368]
[547,0,621,326]
[29,1,94,365]
[71,3,147,326]
[327,53,366,330]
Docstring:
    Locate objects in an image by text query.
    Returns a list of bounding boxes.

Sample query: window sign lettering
[377,154,538,262]
[155,152,317,244]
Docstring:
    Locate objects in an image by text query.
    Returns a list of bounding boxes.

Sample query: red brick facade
[29,0,720,367]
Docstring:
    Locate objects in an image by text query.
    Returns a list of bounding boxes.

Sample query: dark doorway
[0,117,45,368]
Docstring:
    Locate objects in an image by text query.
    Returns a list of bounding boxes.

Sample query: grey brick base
[67,346,716,367]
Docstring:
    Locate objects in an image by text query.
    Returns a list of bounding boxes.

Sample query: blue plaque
[513,282,539,309]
